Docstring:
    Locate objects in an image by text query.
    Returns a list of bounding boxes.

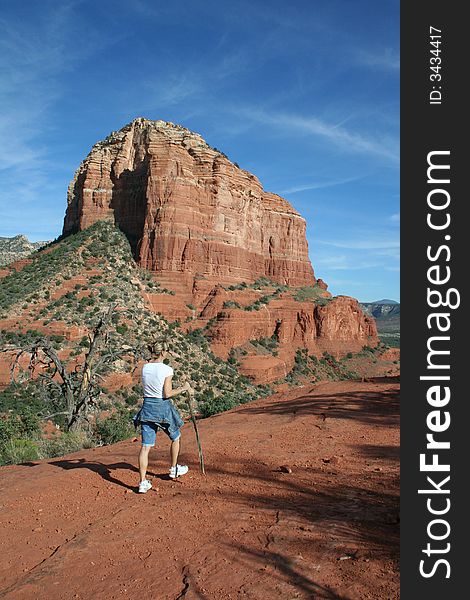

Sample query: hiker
[134,341,192,493]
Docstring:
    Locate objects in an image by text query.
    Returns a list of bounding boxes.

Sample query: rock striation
[63,118,314,288]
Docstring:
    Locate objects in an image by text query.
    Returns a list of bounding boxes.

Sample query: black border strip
[401,2,466,597]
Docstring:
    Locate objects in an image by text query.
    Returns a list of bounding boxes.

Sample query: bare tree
[5,306,119,432]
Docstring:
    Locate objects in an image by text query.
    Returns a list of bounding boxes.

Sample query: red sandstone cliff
[63,118,314,288]
[207,294,377,382]
[62,118,378,383]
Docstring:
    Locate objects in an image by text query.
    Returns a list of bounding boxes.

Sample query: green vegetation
[0,381,48,418]
[378,332,400,348]
[285,349,358,385]
[94,408,135,445]
[250,335,279,354]
[0,221,269,465]
[1,437,41,465]
[226,277,288,293]
[0,222,128,312]
[244,291,281,311]
[200,395,238,417]
[293,284,331,304]
[38,432,92,459]
[226,282,247,291]
[0,389,96,465]
[222,279,331,311]
[222,300,242,309]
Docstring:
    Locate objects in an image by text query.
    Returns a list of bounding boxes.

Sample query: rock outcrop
[209,295,377,359]
[63,118,314,289]
[63,118,379,382]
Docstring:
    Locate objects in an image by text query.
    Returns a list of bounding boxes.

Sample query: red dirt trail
[0,380,399,600]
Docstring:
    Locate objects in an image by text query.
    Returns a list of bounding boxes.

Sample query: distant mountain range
[361,301,400,320]
[0,235,49,266]
[367,299,399,305]
[360,300,400,347]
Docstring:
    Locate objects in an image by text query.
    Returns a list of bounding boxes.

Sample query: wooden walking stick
[182,377,205,475]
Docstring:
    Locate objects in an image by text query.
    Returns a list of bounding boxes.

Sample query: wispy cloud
[317,238,399,251]
[0,2,121,236]
[311,231,400,287]
[355,47,400,71]
[0,4,77,173]
[280,174,367,195]
[239,108,399,163]
[390,212,400,222]
[315,254,382,271]
[145,74,203,108]
[135,44,260,119]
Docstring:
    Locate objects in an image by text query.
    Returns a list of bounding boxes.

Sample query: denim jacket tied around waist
[133,397,184,439]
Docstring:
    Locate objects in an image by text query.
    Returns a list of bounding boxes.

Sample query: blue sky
[0,0,399,302]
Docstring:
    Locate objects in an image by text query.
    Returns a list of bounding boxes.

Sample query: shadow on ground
[48,459,138,490]
[236,386,399,428]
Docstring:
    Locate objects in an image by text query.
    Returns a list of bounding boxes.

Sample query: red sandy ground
[0,380,399,600]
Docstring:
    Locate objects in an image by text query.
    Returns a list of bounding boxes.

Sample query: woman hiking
[134,341,192,493]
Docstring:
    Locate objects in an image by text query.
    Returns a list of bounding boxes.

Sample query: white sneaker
[138,479,152,493]
[169,464,189,479]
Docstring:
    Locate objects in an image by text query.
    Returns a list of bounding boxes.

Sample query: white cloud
[280,174,367,195]
[239,108,399,163]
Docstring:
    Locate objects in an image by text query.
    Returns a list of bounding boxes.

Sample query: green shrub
[201,395,237,418]
[293,285,330,303]
[0,416,20,446]
[294,349,308,365]
[0,409,40,442]
[1,438,40,465]
[322,351,338,364]
[125,394,139,406]
[39,432,89,458]
[222,301,242,309]
[94,410,134,444]
[252,336,279,353]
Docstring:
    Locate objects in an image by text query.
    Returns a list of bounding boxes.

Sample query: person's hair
[147,339,168,359]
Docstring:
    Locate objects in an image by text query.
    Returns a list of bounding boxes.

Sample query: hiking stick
[184,388,205,475]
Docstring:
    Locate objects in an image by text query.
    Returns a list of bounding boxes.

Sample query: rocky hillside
[0,235,48,266]
[0,222,271,464]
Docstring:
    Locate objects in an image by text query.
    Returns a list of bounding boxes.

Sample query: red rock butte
[61,118,378,381]
[63,117,315,290]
